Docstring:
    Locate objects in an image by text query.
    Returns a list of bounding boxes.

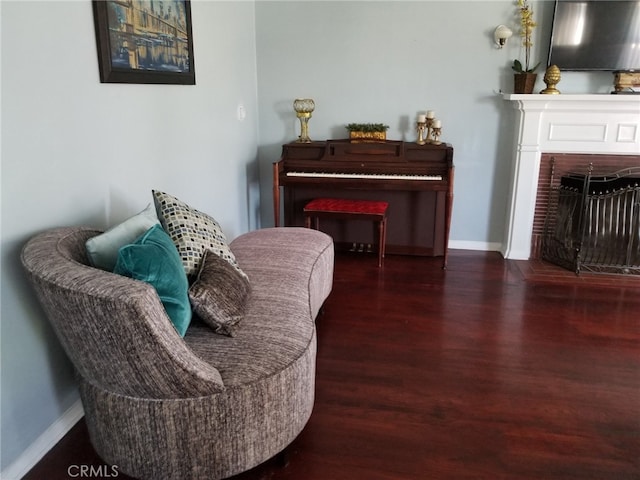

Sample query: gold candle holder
[425,117,434,144]
[417,117,435,145]
[416,121,427,145]
[293,98,315,143]
[430,127,442,145]
[417,112,437,145]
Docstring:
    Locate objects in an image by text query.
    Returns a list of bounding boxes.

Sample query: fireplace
[541,161,640,275]
[532,153,640,260]
[502,94,640,261]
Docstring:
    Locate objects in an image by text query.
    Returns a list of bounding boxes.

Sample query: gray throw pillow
[189,250,251,336]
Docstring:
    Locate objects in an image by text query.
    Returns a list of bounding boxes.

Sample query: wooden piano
[273,139,454,267]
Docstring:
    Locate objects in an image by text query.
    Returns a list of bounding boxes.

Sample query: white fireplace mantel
[502,94,640,260]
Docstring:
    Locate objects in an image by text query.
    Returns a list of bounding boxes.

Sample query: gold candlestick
[293,98,315,143]
[430,127,442,145]
[425,117,434,144]
[416,121,427,145]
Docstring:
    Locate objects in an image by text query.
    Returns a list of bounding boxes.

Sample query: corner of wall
[1,400,84,480]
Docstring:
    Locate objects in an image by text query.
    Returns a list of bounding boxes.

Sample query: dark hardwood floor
[25,251,640,480]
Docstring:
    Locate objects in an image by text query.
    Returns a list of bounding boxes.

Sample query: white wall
[0,1,259,476]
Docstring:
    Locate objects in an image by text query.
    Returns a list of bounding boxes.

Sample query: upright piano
[273,139,454,267]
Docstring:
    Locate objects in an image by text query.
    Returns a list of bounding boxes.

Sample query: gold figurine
[540,65,561,95]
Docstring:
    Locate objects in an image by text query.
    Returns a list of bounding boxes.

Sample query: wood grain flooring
[24,251,640,480]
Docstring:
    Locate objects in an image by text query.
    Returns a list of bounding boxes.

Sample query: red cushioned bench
[303,198,388,267]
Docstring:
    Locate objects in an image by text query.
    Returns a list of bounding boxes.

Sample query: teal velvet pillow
[114,224,192,337]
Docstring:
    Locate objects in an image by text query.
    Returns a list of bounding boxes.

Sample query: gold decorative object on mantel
[613,72,640,93]
[540,64,561,94]
[293,98,315,143]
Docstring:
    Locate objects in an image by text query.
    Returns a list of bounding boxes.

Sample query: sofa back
[21,227,224,399]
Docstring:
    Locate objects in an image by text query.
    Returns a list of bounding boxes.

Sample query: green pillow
[114,224,192,337]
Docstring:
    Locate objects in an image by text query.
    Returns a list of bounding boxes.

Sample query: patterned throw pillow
[189,250,251,336]
[152,190,245,279]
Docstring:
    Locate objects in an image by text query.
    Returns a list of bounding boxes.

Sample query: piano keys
[273,139,454,267]
[286,172,443,181]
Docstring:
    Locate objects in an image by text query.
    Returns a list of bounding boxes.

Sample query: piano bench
[303,198,388,267]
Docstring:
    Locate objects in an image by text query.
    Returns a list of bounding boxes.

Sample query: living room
[2,1,639,479]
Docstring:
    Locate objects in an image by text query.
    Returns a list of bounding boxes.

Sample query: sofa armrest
[230,227,334,321]
[22,227,225,399]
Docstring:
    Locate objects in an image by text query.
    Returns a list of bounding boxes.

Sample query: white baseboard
[1,400,84,480]
[449,240,502,253]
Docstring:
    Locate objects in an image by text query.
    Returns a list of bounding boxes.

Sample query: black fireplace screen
[542,166,640,275]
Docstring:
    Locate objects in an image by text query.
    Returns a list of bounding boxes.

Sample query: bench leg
[378,218,387,267]
[304,215,320,230]
[382,217,387,258]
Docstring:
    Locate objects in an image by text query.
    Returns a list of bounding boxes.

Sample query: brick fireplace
[532,153,640,260]
[501,94,640,260]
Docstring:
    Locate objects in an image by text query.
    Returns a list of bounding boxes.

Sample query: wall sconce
[494,25,513,48]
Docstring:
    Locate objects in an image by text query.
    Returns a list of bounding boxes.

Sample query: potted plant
[512,0,541,94]
[345,123,389,142]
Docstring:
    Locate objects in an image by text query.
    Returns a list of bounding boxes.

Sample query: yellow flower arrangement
[512,0,541,73]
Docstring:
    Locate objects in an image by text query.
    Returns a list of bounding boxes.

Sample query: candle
[418,114,426,122]
[433,119,442,128]
[426,110,435,119]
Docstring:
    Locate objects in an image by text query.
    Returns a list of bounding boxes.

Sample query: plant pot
[349,131,386,143]
[514,73,537,94]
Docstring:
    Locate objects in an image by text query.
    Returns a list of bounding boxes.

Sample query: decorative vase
[293,98,315,143]
[514,73,537,94]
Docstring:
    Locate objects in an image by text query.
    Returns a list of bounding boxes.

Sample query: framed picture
[92,0,195,85]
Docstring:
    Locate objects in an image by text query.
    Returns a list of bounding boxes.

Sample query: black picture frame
[92,0,195,85]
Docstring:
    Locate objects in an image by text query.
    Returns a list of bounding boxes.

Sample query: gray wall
[254,1,613,249]
[1,0,259,474]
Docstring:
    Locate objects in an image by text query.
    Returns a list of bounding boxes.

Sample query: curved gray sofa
[21,226,334,480]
